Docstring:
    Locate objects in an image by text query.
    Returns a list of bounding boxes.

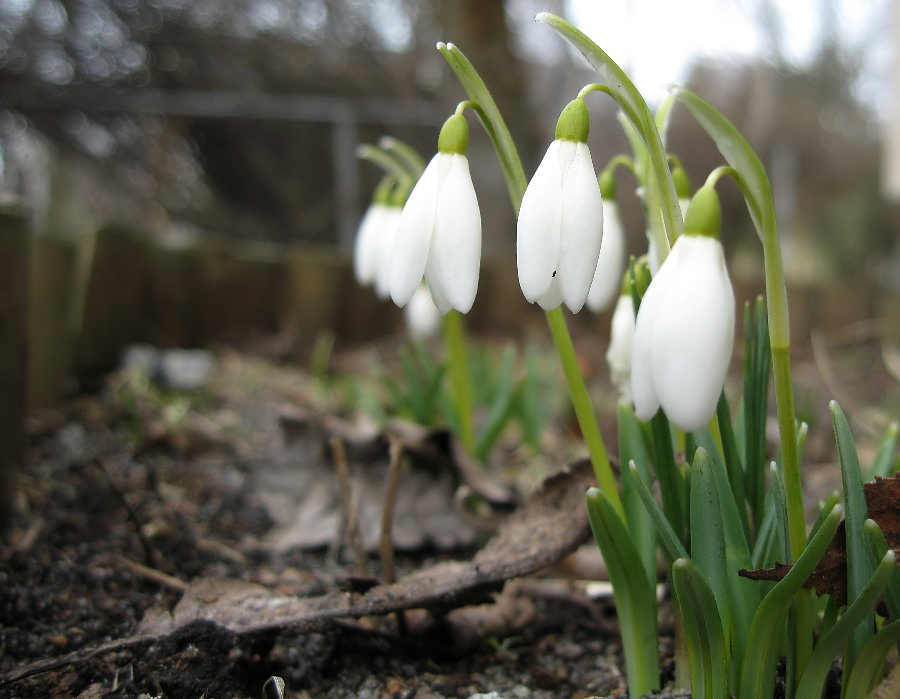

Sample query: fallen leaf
[0,459,596,687]
[740,474,900,605]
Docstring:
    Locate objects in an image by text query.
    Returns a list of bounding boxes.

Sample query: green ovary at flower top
[389,109,482,314]
[631,184,735,432]
[517,96,604,313]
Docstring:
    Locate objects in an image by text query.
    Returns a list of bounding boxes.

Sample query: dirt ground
[1,331,895,698]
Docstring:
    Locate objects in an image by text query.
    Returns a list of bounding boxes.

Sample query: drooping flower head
[389,109,481,314]
[631,184,735,432]
[517,97,604,313]
[606,285,637,404]
[354,176,403,296]
[586,168,626,313]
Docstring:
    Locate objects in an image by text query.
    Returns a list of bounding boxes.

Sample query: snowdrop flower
[404,283,441,339]
[631,184,735,432]
[586,170,626,312]
[354,177,401,292]
[389,110,481,314]
[517,98,604,313]
[373,204,403,300]
[606,291,636,403]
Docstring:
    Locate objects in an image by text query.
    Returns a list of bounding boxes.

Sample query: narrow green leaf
[586,488,660,696]
[739,503,843,699]
[671,559,729,699]
[473,347,517,461]
[715,391,751,540]
[690,449,729,631]
[751,492,779,569]
[808,492,841,542]
[832,400,876,667]
[628,461,689,563]
[843,619,900,699]
[619,403,657,586]
[743,296,771,530]
[865,519,900,623]
[650,412,687,545]
[870,421,899,478]
[706,446,759,676]
[795,550,896,699]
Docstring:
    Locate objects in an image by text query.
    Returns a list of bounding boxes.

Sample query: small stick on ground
[93,458,159,568]
[380,435,406,635]
[116,555,188,592]
[379,435,404,585]
[330,434,368,576]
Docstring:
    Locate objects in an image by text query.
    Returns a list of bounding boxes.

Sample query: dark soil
[2,331,895,699]
[0,351,651,699]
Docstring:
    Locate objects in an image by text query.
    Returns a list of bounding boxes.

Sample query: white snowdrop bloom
[389,112,481,314]
[586,200,626,313]
[517,98,604,313]
[405,283,442,339]
[373,206,403,300]
[606,293,636,404]
[354,183,397,288]
[631,185,735,432]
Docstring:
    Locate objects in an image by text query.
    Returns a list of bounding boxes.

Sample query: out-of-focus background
[0,0,898,407]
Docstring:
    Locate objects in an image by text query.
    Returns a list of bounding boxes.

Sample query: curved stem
[547,307,623,516]
[443,310,475,455]
[537,12,683,258]
[377,136,426,177]
[356,143,415,189]
[436,42,528,214]
[438,41,621,511]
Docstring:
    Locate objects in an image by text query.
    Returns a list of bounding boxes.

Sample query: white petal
[631,297,660,420]
[631,247,682,421]
[405,284,441,339]
[606,294,636,403]
[427,154,481,313]
[374,208,401,299]
[535,276,564,311]
[557,142,604,313]
[587,201,626,313]
[646,233,663,276]
[517,141,564,304]
[353,203,386,285]
[426,273,453,314]
[389,155,442,307]
[650,236,735,432]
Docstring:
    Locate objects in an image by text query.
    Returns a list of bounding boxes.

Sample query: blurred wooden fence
[4,209,896,415]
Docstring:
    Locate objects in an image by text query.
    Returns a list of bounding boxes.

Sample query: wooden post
[0,206,30,530]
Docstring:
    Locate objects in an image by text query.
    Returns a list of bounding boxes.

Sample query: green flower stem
[537,12,683,256]
[438,40,621,511]
[356,143,416,190]
[547,307,623,517]
[443,310,475,455]
[377,136,426,177]
[436,42,528,214]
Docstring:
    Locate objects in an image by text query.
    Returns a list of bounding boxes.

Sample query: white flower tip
[436,41,446,50]
[535,12,550,22]
[633,403,658,423]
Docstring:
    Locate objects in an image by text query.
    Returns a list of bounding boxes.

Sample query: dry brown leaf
[740,474,900,604]
[1,459,595,686]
